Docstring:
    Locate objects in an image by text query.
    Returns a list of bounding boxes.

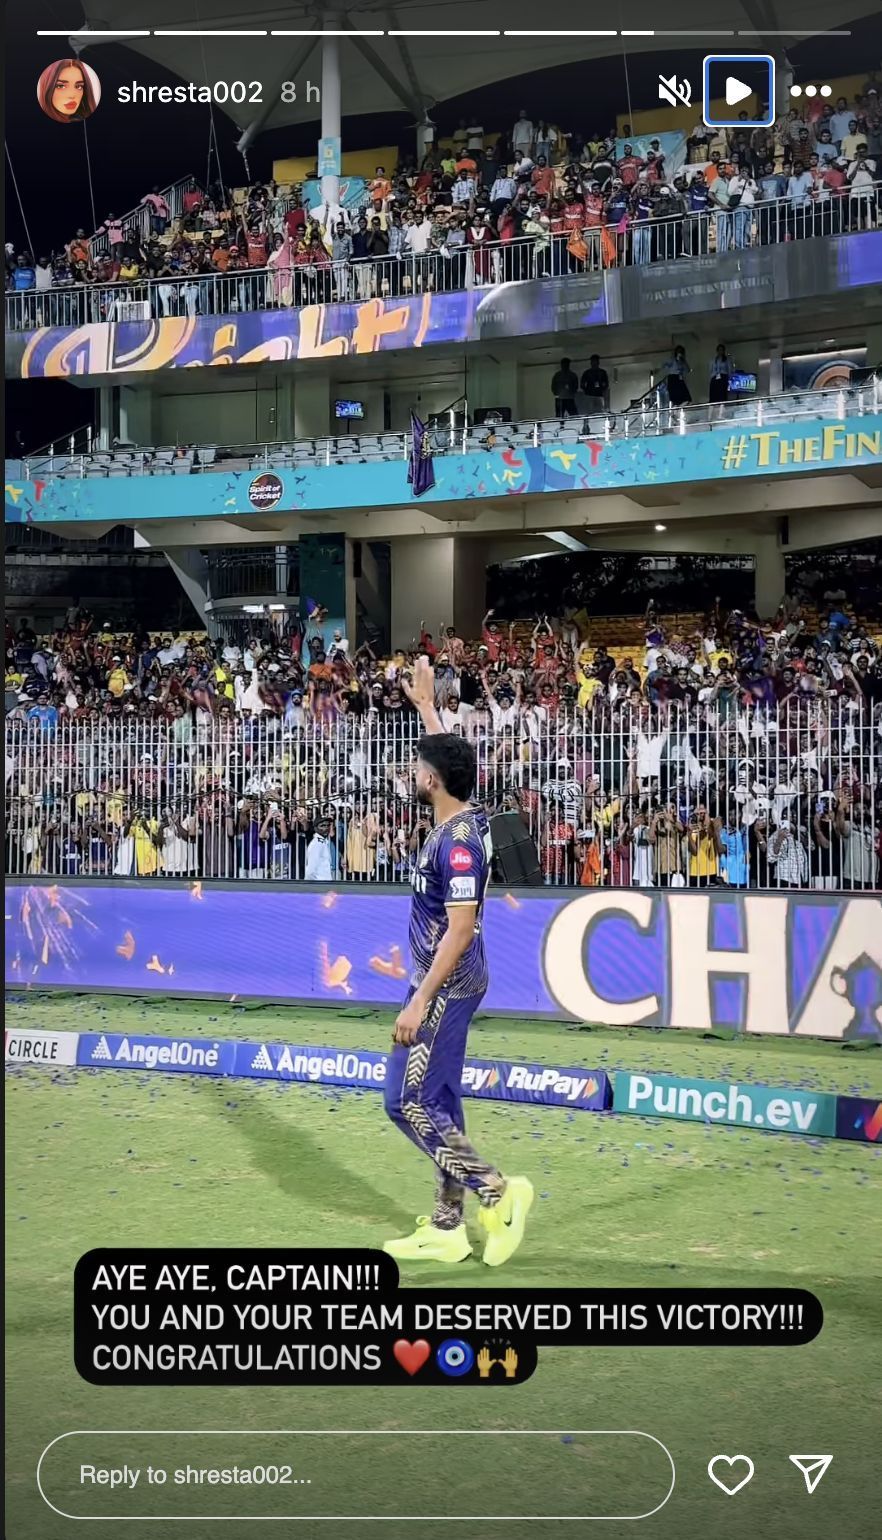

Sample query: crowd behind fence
[6,705,880,890]
[6,184,880,333]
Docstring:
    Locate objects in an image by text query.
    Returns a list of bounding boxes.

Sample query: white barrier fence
[6,704,880,889]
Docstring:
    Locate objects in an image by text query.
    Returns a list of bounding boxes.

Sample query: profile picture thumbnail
[37,58,101,123]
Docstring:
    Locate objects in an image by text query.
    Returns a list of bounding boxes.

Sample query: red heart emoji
[393,1338,431,1376]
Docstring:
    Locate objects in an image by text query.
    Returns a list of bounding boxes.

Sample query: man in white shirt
[404,210,432,288]
[405,212,432,254]
[512,111,534,159]
[490,172,517,213]
[328,629,349,660]
[728,170,758,247]
[438,691,474,732]
[847,148,877,227]
[304,817,338,880]
[451,169,476,207]
[829,98,855,145]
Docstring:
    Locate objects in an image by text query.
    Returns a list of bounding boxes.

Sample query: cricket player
[382,656,533,1266]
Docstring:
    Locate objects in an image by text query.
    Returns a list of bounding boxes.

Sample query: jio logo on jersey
[450,847,473,871]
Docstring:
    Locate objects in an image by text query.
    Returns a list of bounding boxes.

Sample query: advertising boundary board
[6,1030,877,1143]
[6,880,881,1044]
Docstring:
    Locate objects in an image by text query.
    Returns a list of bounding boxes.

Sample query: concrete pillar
[390,536,487,650]
[753,533,786,620]
[320,23,341,212]
[452,538,487,640]
[465,357,519,420]
[118,386,153,446]
[391,536,454,650]
[294,376,331,439]
[767,345,783,396]
[162,545,218,637]
[97,386,115,450]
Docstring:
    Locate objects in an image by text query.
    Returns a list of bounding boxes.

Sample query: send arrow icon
[789,1455,833,1493]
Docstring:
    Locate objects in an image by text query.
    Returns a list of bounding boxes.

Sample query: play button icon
[725,75,752,106]
[703,53,775,127]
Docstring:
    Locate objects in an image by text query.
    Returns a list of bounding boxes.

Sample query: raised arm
[401,655,443,734]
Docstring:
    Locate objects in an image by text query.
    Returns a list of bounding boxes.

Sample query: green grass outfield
[6,993,882,1540]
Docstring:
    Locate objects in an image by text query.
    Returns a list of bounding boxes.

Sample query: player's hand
[401,655,435,712]
[477,1347,493,1379]
[393,995,426,1045]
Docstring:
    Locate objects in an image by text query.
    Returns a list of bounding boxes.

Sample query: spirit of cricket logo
[615,1071,837,1137]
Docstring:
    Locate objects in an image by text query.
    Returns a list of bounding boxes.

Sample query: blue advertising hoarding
[834,1096,882,1144]
[7,883,881,1042]
[74,1029,610,1111]
[6,416,882,526]
[613,1069,837,1138]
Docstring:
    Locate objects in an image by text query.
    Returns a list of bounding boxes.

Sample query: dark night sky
[6,1,880,448]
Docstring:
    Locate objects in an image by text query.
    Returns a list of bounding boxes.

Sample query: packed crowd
[7,78,882,321]
[6,594,881,890]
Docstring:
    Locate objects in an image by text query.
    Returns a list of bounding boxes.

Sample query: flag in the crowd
[407,411,435,498]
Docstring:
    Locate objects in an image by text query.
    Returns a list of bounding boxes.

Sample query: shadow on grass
[193,1076,414,1230]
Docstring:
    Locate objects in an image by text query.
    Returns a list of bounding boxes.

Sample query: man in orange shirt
[531,156,556,199]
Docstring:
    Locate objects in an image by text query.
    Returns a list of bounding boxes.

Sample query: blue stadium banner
[834,1096,882,1144]
[77,1032,237,1077]
[317,135,342,177]
[7,416,882,527]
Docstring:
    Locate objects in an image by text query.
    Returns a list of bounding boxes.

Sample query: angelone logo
[450,847,473,871]
[248,472,284,510]
[247,1043,387,1084]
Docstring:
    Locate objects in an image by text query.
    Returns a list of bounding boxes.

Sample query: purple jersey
[408,807,491,997]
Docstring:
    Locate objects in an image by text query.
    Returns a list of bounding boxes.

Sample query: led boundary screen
[6,880,881,1043]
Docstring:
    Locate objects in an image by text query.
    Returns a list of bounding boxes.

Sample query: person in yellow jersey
[128,808,162,876]
[575,650,603,709]
[686,805,722,886]
[107,656,129,697]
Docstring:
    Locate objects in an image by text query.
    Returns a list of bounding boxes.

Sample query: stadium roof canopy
[77,0,879,142]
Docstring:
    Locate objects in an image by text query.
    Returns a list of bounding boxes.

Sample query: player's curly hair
[417,733,476,801]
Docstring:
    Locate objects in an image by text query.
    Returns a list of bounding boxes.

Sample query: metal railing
[5,704,879,889]
[7,183,880,333]
[88,174,200,262]
[13,380,881,484]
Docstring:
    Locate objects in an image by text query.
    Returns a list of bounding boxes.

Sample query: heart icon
[707,1455,755,1496]
[393,1338,431,1376]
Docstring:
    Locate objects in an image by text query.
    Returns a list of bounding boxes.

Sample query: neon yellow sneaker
[478,1176,534,1267]
[383,1216,472,1263]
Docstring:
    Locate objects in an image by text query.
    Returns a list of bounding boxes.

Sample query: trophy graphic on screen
[830,954,882,1043]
